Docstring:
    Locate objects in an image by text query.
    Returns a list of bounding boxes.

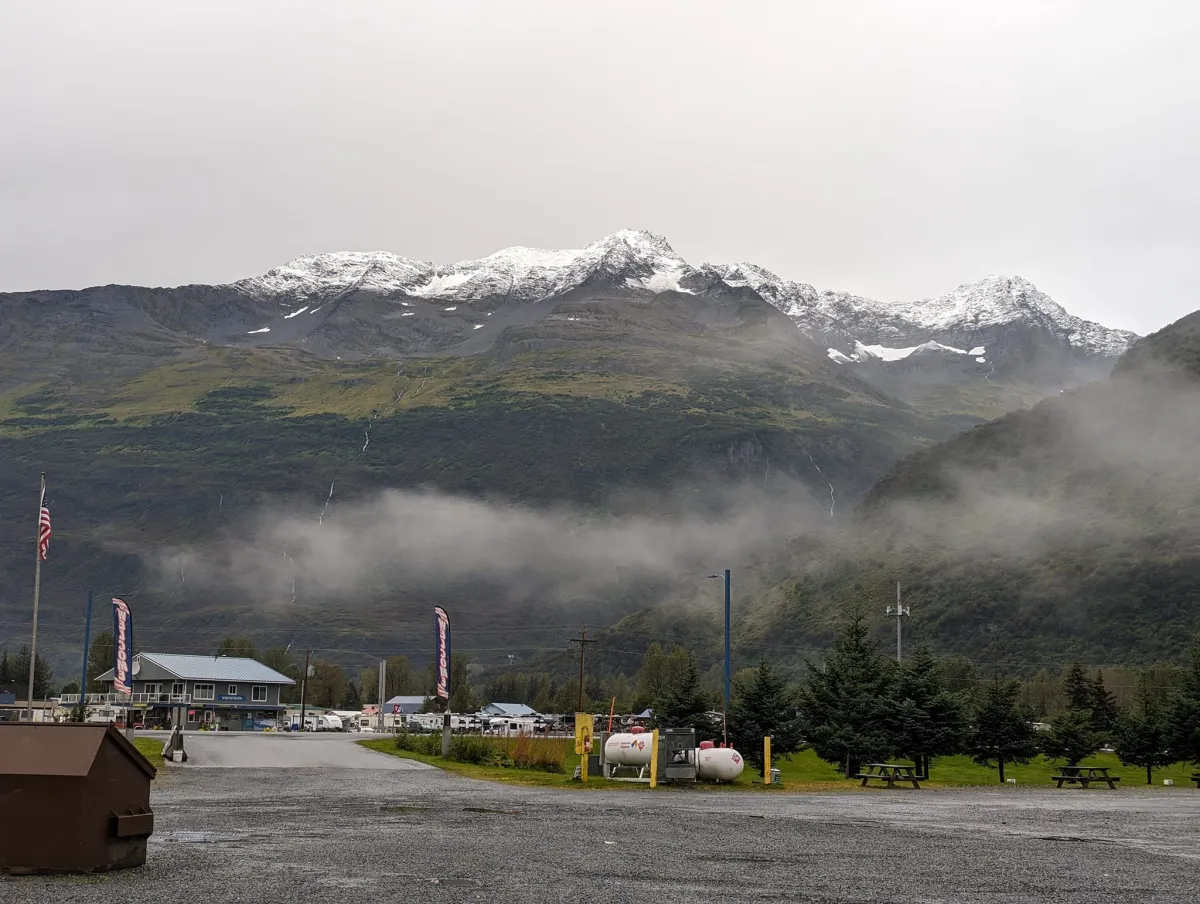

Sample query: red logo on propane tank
[636,739,645,750]
[732,754,741,764]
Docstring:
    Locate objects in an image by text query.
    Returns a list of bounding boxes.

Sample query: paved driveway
[164,730,431,769]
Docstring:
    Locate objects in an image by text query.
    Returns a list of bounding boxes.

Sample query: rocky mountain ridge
[216,230,1135,366]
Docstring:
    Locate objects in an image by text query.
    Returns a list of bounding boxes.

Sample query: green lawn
[773,749,1198,789]
[132,737,164,774]
[360,739,1199,792]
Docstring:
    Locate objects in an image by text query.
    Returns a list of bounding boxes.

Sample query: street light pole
[887,581,909,663]
[708,570,732,745]
[723,568,731,740]
[78,589,95,718]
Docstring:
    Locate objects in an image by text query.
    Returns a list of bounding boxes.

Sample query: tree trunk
[998,758,1006,784]
[845,756,860,779]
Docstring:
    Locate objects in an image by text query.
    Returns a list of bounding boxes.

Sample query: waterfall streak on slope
[808,454,836,518]
[319,480,336,525]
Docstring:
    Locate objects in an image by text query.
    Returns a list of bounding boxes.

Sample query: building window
[144,683,158,696]
[252,686,268,703]
[172,682,184,696]
[194,684,215,701]
[227,684,238,696]
[187,710,197,723]
[203,711,214,724]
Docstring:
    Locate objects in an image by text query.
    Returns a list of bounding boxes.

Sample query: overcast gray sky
[2,1,1197,334]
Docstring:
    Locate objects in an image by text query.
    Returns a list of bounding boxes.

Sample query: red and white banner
[434,606,451,700]
[112,597,134,695]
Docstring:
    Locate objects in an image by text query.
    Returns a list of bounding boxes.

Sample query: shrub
[396,731,571,773]
[394,731,442,756]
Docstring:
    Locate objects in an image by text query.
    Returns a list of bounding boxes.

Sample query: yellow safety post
[764,736,771,783]
[649,729,660,789]
[575,712,593,782]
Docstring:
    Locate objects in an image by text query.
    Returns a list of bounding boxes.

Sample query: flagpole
[26,472,46,721]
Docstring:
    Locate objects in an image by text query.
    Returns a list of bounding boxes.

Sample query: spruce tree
[887,645,968,779]
[1164,641,1200,766]
[13,645,54,699]
[797,615,893,778]
[652,653,715,739]
[968,676,1038,783]
[1089,670,1120,739]
[1113,674,1174,784]
[727,658,804,774]
[86,631,115,693]
[1062,662,1092,712]
[341,681,362,711]
[1040,708,1102,767]
[0,650,10,685]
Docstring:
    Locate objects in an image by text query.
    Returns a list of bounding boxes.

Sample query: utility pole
[887,581,909,663]
[376,659,387,732]
[569,627,596,713]
[298,649,312,730]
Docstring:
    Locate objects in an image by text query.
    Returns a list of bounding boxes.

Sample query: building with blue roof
[481,702,538,717]
[95,652,295,731]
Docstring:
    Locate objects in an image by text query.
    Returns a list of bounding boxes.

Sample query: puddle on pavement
[157,831,249,844]
[462,806,521,815]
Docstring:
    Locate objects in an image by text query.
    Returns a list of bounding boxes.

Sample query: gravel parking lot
[6,733,1199,903]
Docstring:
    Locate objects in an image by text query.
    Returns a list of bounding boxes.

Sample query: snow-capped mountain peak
[407,228,695,301]
[233,250,433,301]
[700,262,818,318]
[232,230,697,305]
[228,231,1135,361]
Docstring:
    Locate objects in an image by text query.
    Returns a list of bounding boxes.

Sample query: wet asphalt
[6,733,1200,903]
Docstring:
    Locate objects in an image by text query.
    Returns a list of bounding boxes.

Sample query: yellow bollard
[764,736,771,783]
[649,729,660,789]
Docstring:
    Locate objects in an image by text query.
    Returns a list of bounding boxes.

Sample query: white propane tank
[604,730,654,766]
[695,743,744,781]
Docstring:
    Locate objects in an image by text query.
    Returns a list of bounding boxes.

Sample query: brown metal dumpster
[0,722,156,874]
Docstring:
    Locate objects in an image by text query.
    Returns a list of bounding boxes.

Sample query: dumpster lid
[0,723,156,779]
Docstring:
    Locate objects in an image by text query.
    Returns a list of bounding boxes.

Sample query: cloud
[153,478,830,609]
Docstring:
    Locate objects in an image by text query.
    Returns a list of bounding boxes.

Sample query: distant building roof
[381,695,429,715]
[482,702,537,717]
[96,653,295,685]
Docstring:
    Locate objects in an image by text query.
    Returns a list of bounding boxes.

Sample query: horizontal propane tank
[695,742,744,781]
[604,730,653,766]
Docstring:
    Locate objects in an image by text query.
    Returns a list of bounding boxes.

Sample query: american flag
[38,486,51,561]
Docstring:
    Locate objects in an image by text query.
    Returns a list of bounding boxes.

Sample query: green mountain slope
[0,280,977,673]
[745,309,1200,668]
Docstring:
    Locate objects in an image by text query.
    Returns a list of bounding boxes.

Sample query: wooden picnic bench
[1051,765,1121,789]
[854,763,921,789]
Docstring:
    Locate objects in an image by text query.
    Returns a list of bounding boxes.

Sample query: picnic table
[854,763,921,789]
[1051,765,1121,789]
